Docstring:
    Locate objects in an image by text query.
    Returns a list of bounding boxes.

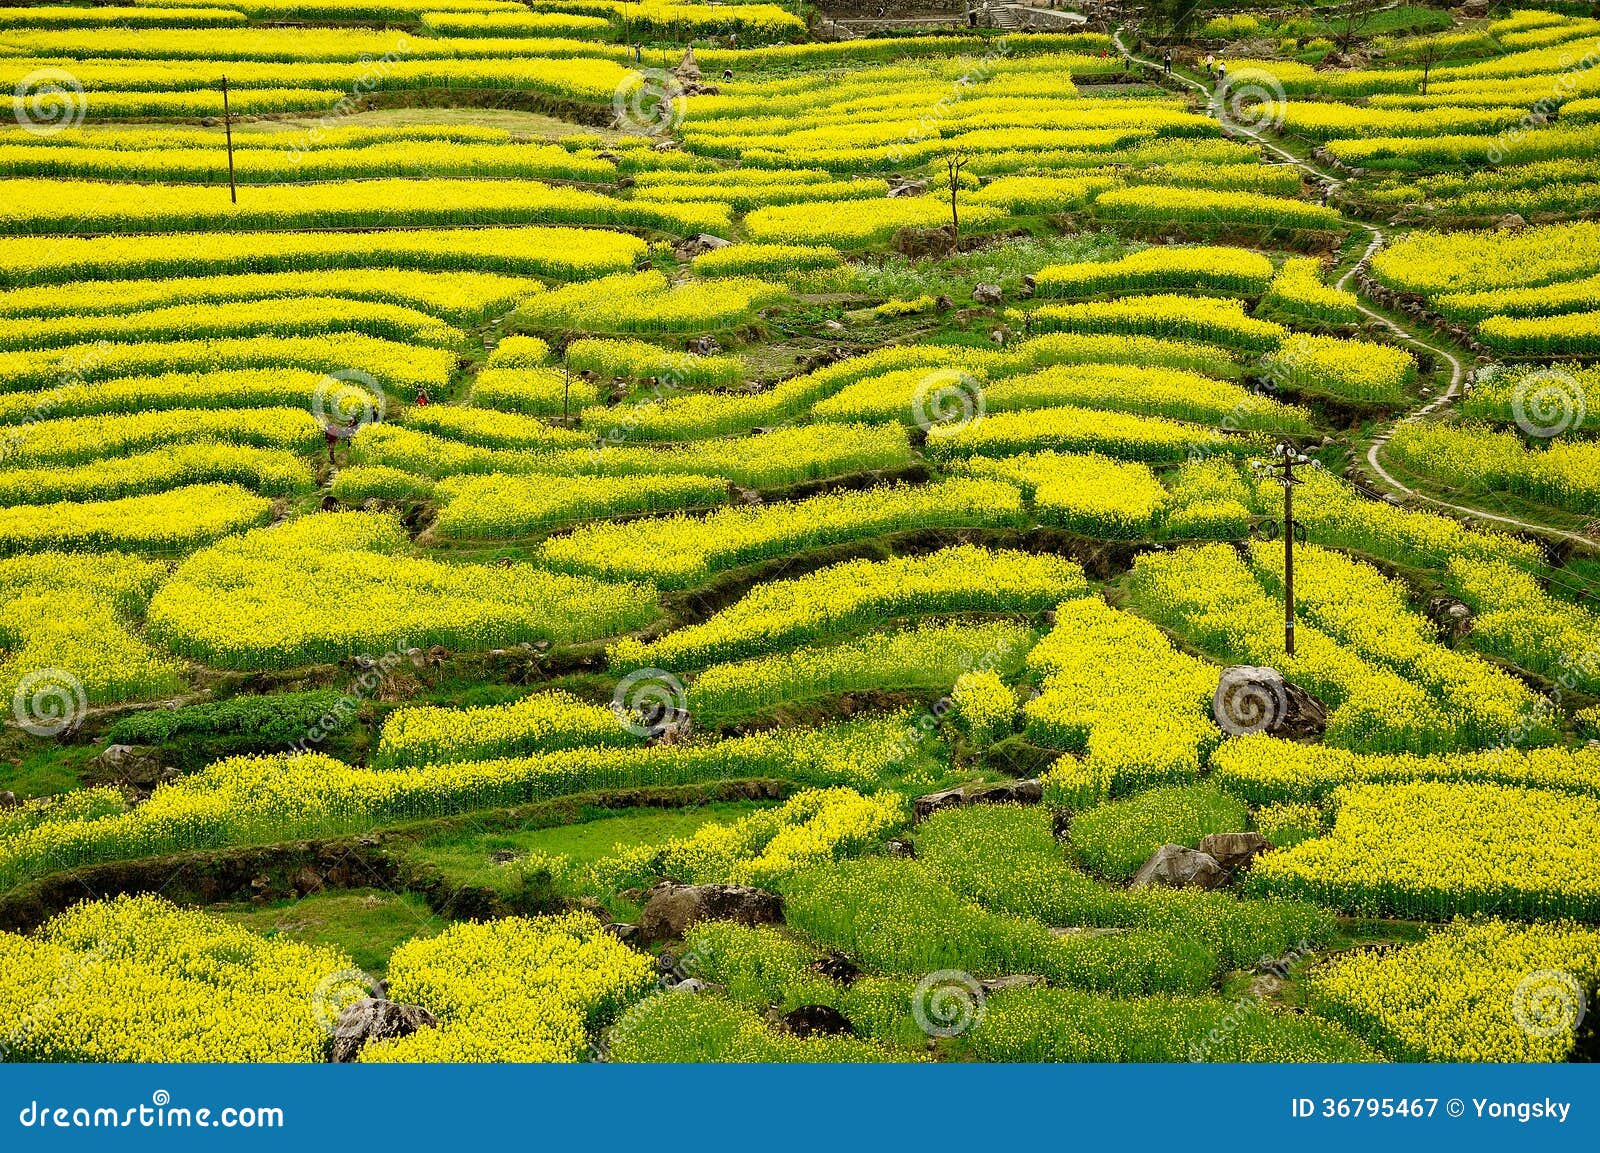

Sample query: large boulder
[912,779,1042,821]
[638,881,783,941]
[329,998,438,1063]
[972,283,1003,305]
[1212,666,1326,742]
[1426,595,1474,642]
[1198,832,1272,872]
[779,1005,854,1038]
[1129,845,1228,891]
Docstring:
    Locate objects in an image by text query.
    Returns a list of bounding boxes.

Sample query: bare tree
[1415,38,1442,97]
[945,151,970,245]
[1323,0,1386,54]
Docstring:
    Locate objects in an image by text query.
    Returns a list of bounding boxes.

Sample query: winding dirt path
[1109,28,1595,548]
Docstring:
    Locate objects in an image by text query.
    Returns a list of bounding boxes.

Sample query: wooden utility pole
[221,75,237,204]
[1258,441,1309,656]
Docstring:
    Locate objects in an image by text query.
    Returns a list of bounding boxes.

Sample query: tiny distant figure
[1123,54,1131,74]
[633,42,643,64]
[968,8,978,27]
[1205,53,1215,74]
[1216,63,1227,85]
[415,389,431,407]
[325,416,358,464]
[723,68,733,82]
[1163,49,1172,74]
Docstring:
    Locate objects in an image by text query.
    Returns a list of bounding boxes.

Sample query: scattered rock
[891,224,957,259]
[972,283,1003,305]
[779,1004,854,1038]
[912,779,1043,821]
[887,179,928,198]
[1197,832,1272,872]
[1496,213,1527,233]
[1426,595,1474,641]
[1129,845,1228,891]
[638,881,783,941]
[329,998,439,1063]
[686,334,722,355]
[0,791,16,809]
[292,866,325,896]
[883,836,916,859]
[1017,274,1036,299]
[603,922,640,944]
[1460,0,1490,17]
[809,950,861,985]
[669,977,717,994]
[823,319,846,331]
[979,974,1044,994]
[674,234,732,260]
[1212,665,1327,742]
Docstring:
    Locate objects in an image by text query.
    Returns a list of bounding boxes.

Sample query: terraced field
[2,0,1599,1068]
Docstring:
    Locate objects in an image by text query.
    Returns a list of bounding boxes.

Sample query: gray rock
[1212,666,1326,742]
[1497,213,1527,232]
[638,881,783,941]
[1129,845,1228,891]
[913,779,1042,821]
[1426,595,1474,641]
[1197,831,1272,872]
[329,998,438,1063]
[972,283,1004,305]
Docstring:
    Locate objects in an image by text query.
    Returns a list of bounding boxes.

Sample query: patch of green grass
[408,801,773,889]
[213,889,446,976]
[0,739,92,799]
[851,232,1126,302]
[1069,784,1250,879]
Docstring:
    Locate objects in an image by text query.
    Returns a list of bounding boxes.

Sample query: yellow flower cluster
[0,332,454,394]
[1033,246,1274,298]
[540,478,1023,588]
[376,689,638,767]
[595,787,907,890]
[0,178,729,238]
[0,295,463,352]
[688,620,1033,720]
[0,482,272,556]
[1027,597,1221,803]
[146,511,660,668]
[1128,544,1458,754]
[363,914,654,1063]
[0,139,614,185]
[1091,185,1343,233]
[567,336,745,386]
[955,451,1169,538]
[1214,733,1600,804]
[1247,781,1600,919]
[0,225,644,287]
[1262,256,1364,326]
[613,544,1085,670]
[0,895,356,1062]
[0,406,320,468]
[0,717,913,888]
[745,197,1006,248]
[1264,334,1417,404]
[1447,556,1600,693]
[0,443,312,506]
[517,271,786,334]
[1025,293,1287,353]
[0,267,542,326]
[1312,920,1600,1062]
[982,363,1311,433]
[950,668,1018,747]
[1388,421,1600,515]
[926,404,1252,465]
[435,472,727,539]
[0,551,181,706]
